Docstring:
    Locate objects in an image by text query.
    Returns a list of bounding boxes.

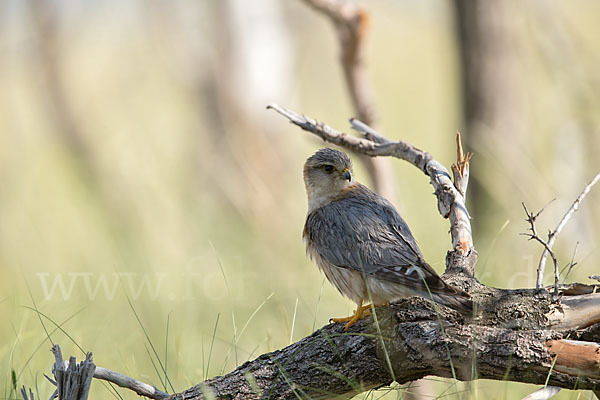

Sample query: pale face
[303,148,354,212]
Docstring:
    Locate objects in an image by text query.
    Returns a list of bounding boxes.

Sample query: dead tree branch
[48,345,169,400]
[50,345,95,400]
[167,296,600,400]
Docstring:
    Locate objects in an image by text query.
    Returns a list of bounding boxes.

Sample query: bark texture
[169,254,600,399]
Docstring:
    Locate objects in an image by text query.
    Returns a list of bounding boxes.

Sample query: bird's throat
[306,181,357,213]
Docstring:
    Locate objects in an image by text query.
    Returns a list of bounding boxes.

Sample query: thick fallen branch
[168,297,600,400]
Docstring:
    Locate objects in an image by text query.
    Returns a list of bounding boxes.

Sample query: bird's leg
[331,300,373,330]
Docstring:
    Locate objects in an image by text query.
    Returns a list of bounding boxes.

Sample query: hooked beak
[341,168,352,181]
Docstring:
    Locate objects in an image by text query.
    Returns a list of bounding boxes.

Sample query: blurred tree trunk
[142,0,294,222]
[453,1,526,238]
[28,0,95,176]
[28,0,142,256]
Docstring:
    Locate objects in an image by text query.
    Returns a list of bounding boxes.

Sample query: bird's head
[303,148,355,210]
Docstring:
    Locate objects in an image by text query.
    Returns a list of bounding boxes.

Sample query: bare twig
[299,0,375,126]
[94,367,169,399]
[267,104,475,265]
[350,118,388,144]
[299,0,396,199]
[561,242,579,284]
[521,203,561,294]
[536,173,600,288]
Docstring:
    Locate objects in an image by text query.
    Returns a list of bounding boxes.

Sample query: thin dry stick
[94,367,169,399]
[561,242,579,284]
[536,172,600,289]
[267,104,475,263]
[299,0,375,125]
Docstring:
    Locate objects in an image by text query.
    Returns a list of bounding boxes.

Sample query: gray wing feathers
[305,184,458,295]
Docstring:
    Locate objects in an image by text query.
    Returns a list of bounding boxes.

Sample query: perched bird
[302,148,473,329]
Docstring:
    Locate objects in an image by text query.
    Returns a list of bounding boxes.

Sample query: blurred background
[1,0,599,399]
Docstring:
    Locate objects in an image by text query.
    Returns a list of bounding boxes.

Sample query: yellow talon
[331,301,372,330]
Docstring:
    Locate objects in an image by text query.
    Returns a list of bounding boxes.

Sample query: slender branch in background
[299,0,396,200]
[267,104,475,265]
[28,0,97,181]
[536,173,600,288]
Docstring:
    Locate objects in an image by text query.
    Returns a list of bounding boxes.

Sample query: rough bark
[169,280,600,400]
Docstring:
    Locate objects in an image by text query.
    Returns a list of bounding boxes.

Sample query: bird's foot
[331,303,372,330]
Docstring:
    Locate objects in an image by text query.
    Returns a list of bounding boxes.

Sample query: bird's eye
[322,165,335,173]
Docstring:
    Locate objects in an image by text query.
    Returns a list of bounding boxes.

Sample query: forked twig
[536,173,600,288]
[521,202,561,295]
[521,172,600,293]
[561,242,579,284]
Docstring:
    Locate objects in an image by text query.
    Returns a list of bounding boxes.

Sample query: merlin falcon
[302,148,473,329]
